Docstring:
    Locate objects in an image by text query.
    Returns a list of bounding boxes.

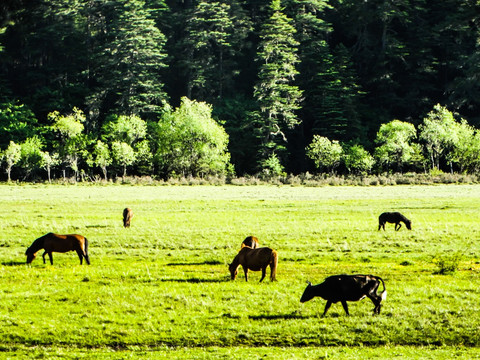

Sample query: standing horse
[241,235,259,249]
[229,246,278,282]
[378,212,412,231]
[25,233,90,265]
[123,207,134,228]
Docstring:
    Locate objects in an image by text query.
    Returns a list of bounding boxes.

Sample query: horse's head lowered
[405,219,412,230]
[228,262,238,280]
[25,247,37,264]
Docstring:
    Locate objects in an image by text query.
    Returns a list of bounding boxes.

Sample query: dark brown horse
[25,233,90,265]
[229,246,278,282]
[378,212,412,231]
[123,207,134,228]
[241,235,259,249]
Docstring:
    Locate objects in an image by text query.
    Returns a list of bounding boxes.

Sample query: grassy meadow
[0,183,479,359]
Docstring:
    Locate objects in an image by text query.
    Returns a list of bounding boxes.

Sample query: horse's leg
[395,223,402,231]
[242,266,248,282]
[76,250,83,264]
[42,251,47,264]
[47,252,53,265]
[259,267,266,282]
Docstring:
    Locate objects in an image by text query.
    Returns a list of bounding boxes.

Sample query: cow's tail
[377,276,387,300]
[84,237,91,265]
[270,250,278,281]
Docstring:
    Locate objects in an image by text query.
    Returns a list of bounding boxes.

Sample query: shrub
[432,252,463,275]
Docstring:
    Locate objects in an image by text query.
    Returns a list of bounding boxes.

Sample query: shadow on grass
[1,261,26,266]
[248,312,312,320]
[167,260,223,266]
[159,277,228,283]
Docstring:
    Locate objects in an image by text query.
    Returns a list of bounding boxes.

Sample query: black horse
[378,212,412,231]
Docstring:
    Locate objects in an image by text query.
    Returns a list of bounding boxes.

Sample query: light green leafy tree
[0,102,40,149]
[134,139,153,176]
[306,135,343,174]
[102,114,148,145]
[49,107,88,180]
[447,119,480,173]
[155,97,230,177]
[2,141,22,181]
[101,114,151,176]
[419,104,464,171]
[19,136,45,180]
[259,152,285,178]
[90,140,112,181]
[343,144,375,175]
[111,141,136,180]
[374,120,422,172]
[41,151,60,183]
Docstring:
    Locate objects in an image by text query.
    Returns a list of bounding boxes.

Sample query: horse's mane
[398,213,410,222]
[26,233,52,254]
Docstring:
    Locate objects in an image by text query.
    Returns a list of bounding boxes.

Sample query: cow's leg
[341,301,350,315]
[367,291,383,315]
[322,301,333,317]
[367,295,378,314]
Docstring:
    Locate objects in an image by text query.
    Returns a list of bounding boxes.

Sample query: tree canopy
[1,0,480,180]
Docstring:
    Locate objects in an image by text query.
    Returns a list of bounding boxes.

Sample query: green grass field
[0,184,479,359]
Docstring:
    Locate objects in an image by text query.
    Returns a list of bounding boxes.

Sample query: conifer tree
[88,0,168,121]
[253,0,302,164]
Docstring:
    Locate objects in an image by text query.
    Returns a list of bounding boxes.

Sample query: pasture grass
[0,184,479,358]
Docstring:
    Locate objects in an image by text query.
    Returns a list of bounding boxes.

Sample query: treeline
[0,0,479,181]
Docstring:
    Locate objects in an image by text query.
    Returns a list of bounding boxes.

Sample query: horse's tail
[270,250,278,281]
[84,237,91,265]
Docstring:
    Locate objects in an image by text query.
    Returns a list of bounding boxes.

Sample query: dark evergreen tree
[181,0,252,102]
[87,0,169,122]
[1,0,88,120]
[253,0,302,166]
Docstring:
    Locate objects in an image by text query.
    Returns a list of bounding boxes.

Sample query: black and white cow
[300,274,387,316]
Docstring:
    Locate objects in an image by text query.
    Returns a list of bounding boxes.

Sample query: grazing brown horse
[229,246,278,282]
[123,207,134,228]
[378,212,412,231]
[25,233,90,265]
[241,235,259,249]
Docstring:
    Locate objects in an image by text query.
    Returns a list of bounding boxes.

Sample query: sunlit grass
[0,184,479,358]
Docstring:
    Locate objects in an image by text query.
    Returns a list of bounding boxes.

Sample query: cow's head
[300,281,315,303]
